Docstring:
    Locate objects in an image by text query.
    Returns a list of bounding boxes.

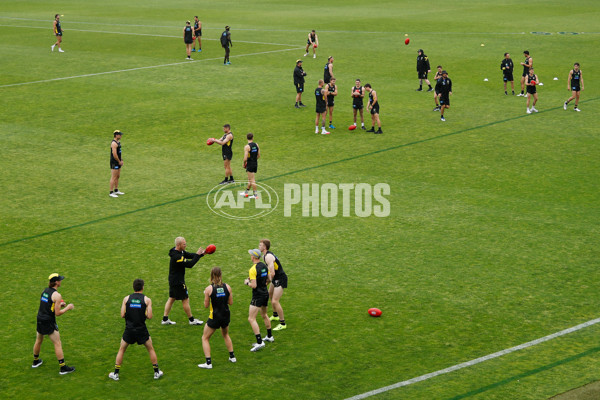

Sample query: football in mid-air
[348,125,357,131]
[207,138,214,145]
[368,308,382,317]
[205,244,216,254]
[405,38,410,45]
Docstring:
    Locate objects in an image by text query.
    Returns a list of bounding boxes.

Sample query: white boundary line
[345,317,600,400]
[0,47,304,89]
[0,24,298,46]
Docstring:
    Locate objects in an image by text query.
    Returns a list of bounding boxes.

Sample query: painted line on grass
[1,96,597,248]
[0,46,303,89]
[345,318,600,400]
[0,23,299,46]
[2,18,597,35]
[447,346,600,400]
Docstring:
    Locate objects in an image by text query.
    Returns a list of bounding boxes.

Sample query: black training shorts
[169,283,189,300]
[250,295,269,308]
[295,83,304,93]
[122,327,150,345]
[370,104,380,115]
[503,72,514,82]
[246,163,257,173]
[418,71,428,79]
[207,312,230,329]
[273,274,288,289]
[37,320,58,335]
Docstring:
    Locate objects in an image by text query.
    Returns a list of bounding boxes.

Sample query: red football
[205,244,216,254]
[530,81,536,85]
[348,125,357,131]
[207,138,215,146]
[405,38,410,45]
[368,308,382,317]
[313,44,317,48]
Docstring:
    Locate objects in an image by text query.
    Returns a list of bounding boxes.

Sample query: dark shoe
[375,129,383,134]
[415,88,423,91]
[299,103,306,107]
[32,359,43,368]
[427,88,433,92]
[361,126,366,130]
[433,106,440,111]
[295,104,300,108]
[366,128,375,132]
[219,179,229,185]
[60,365,75,375]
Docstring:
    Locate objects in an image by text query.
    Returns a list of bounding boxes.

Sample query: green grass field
[1,1,599,399]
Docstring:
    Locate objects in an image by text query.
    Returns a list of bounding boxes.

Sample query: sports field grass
[1,1,599,399]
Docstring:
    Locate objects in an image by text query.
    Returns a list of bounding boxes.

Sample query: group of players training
[33,238,288,381]
[500,50,585,114]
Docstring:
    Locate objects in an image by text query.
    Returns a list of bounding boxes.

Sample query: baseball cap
[48,273,65,282]
[114,130,123,136]
[441,70,448,74]
[418,49,423,52]
[248,249,261,258]
[296,59,302,63]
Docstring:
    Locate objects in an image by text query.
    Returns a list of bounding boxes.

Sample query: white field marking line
[0,24,297,46]
[0,47,304,89]
[345,317,600,400]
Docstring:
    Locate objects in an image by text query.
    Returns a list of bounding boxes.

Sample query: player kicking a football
[260,239,288,331]
[242,133,260,199]
[109,279,163,381]
[32,273,75,375]
[244,249,274,351]
[304,30,318,58]
[564,63,584,112]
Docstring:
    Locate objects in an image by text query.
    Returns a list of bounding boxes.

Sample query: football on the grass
[205,244,216,254]
[368,308,382,317]
[348,125,357,131]
[405,38,410,45]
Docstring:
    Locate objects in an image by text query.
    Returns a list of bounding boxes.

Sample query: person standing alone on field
[110,130,124,198]
[221,26,232,65]
[108,279,163,381]
[162,237,205,326]
[242,133,260,199]
[304,30,318,58]
[501,52,515,95]
[51,14,64,52]
[564,63,584,112]
[198,267,236,369]
[32,273,75,375]
[294,59,307,108]
[416,49,432,91]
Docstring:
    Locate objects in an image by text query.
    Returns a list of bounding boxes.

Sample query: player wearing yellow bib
[244,249,273,351]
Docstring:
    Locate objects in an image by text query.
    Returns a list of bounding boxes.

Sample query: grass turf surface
[0,0,599,399]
